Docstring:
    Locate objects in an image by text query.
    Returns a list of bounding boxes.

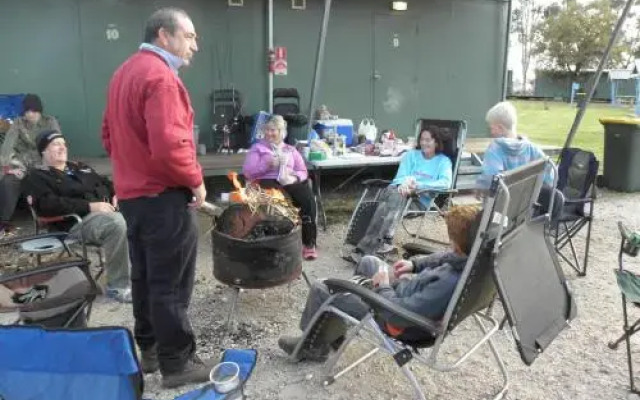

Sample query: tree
[534,0,630,80]
[511,0,544,93]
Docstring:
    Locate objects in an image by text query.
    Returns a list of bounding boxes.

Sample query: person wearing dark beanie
[22,94,44,115]
[0,94,60,236]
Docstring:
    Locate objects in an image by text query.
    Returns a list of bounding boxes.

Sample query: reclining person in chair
[23,130,132,303]
[243,114,319,260]
[354,126,452,257]
[278,205,480,361]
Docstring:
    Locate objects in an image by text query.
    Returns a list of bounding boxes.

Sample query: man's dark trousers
[119,189,198,374]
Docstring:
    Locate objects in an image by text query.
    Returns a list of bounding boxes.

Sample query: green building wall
[0,0,507,156]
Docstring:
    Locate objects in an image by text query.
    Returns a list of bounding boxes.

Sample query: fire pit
[212,225,302,289]
[205,176,305,331]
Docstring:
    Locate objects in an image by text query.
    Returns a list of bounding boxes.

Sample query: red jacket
[101,50,203,199]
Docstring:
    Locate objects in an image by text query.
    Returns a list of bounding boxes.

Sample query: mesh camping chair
[0,233,100,328]
[293,159,576,400]
[550,148,599,276]
[608,222,640,394]
[0,325,144,400]
[342,119,466,256]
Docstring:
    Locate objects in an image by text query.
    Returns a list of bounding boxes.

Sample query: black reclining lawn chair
[273,88,308,145]
[550,148,599,276]
[342,119,467,258]
[608,221,640,394]
[0,233,99,328]
[294,159,576,399]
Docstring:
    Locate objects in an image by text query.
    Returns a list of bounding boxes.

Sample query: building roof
[609,69,632,80]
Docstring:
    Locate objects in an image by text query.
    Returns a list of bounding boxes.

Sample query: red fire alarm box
[273,46,288,76]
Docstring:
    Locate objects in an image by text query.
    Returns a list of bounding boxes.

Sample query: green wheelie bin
[600,117,640,192]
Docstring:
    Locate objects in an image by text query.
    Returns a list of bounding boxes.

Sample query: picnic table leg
[312,169,328,231]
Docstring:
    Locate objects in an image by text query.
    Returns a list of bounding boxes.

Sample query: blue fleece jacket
[392,150,452,187]
[477,136,553,188]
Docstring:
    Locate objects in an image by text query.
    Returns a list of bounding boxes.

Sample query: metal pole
[563,0,635,149]
[268,0,274,113]
[501,0,513,100]
[307,0,333,131]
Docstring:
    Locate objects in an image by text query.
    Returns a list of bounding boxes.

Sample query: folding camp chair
[0,233,100,328]
[294,159,576,399]
[273,88,308,145]
[342,119,467,256]
[550,148,598,276]
[0,325,143,400]
[23,195,105,279]
[608,221,640,394]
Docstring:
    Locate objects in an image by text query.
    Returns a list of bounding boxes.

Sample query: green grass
[514,99,633,163]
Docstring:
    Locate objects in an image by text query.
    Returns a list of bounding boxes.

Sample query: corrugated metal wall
[0,0,506,156]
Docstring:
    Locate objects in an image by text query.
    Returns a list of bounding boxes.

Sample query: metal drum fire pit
[212,226,302,289]
[209,202,304,331]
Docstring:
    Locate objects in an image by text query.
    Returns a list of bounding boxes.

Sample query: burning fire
[226,172,298,223]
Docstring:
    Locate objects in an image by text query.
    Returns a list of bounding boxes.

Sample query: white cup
[210,362,240,394]
[221,193,230,202]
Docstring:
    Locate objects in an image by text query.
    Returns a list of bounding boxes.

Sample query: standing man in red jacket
[101,7,209,388]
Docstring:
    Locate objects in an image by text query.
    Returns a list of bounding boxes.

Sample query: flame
[227,171,247,203]
[226,171,286,202]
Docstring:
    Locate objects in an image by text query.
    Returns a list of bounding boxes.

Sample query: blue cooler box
[0,94,25,119]
[313,119,354,146]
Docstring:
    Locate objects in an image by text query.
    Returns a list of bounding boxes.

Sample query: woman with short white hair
[243,114,319,260]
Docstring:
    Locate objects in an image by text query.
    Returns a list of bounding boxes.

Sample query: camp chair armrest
[362,179,392,188]
[563,197,593,205]
[38,214,82,225]
[0,232,69,248]
[324,278,443,335]
[414,188,458,197]
[0,259,88,285]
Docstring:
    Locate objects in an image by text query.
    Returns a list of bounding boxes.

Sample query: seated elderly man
[23,130,132,303]
[0,94,60,236]
[278,205,479,361]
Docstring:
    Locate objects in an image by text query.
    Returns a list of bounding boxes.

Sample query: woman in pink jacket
[243,115,318,260]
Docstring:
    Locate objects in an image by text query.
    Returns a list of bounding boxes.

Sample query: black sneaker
[140,345,159,374]
[161,355,214,389]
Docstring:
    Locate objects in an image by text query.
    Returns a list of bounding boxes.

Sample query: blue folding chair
[0,325,144,400]
[0,324,259,400]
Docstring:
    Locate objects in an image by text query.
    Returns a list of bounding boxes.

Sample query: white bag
[358,118,378,142]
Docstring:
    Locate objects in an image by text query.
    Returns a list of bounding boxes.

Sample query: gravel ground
[5,187,640,399]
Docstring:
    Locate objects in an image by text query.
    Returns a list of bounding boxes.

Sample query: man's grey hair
[143,7,190,44]
[485,101,517,135]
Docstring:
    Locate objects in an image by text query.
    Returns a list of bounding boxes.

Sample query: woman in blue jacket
[355,125,452,256]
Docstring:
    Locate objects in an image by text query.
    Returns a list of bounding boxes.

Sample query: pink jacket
[243,140,308,183]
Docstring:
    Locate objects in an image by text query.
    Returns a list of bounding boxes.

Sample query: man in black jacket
[24,130,132,303]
